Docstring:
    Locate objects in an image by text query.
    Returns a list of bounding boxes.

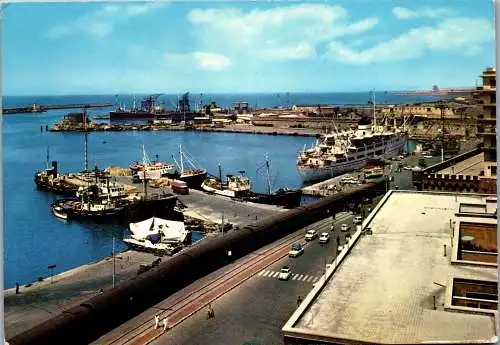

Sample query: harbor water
[3,93,440,288]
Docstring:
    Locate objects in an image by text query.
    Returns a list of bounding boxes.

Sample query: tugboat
[169,144,207,189]
[34,160,78,196]
[242,155,302,209]
[51,183,125,222]
[201,164,251,198]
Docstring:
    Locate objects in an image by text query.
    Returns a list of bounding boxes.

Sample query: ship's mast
[46,145,50,170]
[218,163,222,189]
[83,107,88,172]
[265,153,272,195]
[179,144,184,173]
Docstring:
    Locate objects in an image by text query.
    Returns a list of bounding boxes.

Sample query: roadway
[94,211,358,345]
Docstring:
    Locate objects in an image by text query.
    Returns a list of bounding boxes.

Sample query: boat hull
[298,137,406,182]
[109,111,155,121]
[34,174,78,197]
[51,194,179,223]
[243,189,302,209]
[201,182,249,198]
[168,170,207,190]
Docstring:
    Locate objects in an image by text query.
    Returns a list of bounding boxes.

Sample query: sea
[2,92,446,288]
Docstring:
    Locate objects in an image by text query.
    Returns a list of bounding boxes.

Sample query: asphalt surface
[148,212,358,345]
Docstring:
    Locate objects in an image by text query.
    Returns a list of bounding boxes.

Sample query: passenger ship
[297,103,407,182]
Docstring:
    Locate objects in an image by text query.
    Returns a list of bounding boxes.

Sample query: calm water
[2,93,442,288]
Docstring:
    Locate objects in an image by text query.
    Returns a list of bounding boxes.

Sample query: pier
[3,102,112,114]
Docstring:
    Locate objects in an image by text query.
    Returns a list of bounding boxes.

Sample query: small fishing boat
[130,145,176,180]
[169,144,207,189]
[241,154,302,209]
[201,164,251,198]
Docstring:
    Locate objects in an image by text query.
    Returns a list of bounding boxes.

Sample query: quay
[7,178,382,345]
[3,102,112,114]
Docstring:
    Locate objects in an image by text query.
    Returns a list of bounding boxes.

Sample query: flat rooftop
[438,152,486,176]
[284,191,498,344]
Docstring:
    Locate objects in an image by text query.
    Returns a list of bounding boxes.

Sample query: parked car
[345,234,352,242]
[353,216,363,224]
[278,266,291,280]
[337,244,344,253]
[289,243,304,258]
[341,223,350,232]
[305,229,318,241]
[319,232,329,243]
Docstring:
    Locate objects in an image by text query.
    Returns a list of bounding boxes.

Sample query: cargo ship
[110,93,200,122]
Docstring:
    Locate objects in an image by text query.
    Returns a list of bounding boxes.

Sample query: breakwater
[3,102,112,114]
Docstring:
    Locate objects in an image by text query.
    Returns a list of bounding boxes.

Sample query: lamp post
[48,265,56,285]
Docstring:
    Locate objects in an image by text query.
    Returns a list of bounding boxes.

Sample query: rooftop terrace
[283,191,498,344]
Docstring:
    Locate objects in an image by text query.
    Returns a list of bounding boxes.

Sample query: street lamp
[48,264,56,285]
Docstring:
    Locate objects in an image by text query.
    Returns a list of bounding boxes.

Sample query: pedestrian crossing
[257,269,320,283]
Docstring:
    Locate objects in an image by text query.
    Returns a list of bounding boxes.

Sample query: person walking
[297,296,302,307]
[207,304,215,319]
[15,282,19,294]
[154,314,160,329]
[162,317,168,333]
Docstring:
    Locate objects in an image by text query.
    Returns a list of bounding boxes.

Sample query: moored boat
[297,91,408,183]
[129,145,175,180]
[123,217,190,255]
[241,155,302,208]
[201,164,251,198]
[169,144,207,189]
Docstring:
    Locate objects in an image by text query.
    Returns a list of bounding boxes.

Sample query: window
[452,278,498,311]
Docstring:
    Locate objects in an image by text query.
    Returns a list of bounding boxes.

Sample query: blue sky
[1,0,496,95]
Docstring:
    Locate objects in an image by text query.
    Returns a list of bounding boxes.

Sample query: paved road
[142,212,357,345]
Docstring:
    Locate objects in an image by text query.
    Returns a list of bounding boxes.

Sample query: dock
[3,102,112,114]
[302,173,388,197]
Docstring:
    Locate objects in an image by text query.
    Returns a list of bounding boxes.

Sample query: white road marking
[258,270,265,276]
[292,274,299,280]
[312,277,318,282]
[297,274,304,280]
[272,271,280,278]
[306,276,313,282]
[262,270,270,277]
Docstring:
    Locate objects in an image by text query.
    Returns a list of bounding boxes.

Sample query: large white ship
[297,94,408,182]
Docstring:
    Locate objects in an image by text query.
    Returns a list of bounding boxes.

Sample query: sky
[1,0,496,95]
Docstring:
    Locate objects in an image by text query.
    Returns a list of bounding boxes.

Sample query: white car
[319,232,329,243]
[340,223,350,232]
[353,216,363,224]
[305,229,318,241]
[337,244,344,253]
[278,266,291,280]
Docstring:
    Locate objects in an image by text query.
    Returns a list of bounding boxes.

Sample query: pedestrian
[297,296,302,307]
[154,314,159,329]
[207,304,215,319]
[15,282,19,294]
[162,317,168,333]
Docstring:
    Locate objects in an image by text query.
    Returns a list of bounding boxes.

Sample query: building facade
[477,67,496,173]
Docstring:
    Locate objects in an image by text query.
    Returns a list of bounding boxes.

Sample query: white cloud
[187,4,378,61]
[193,52,232,70]
[48,3,165,39]
[164,52,231,71]
[327,17,494,64]
[392,7,452,19]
